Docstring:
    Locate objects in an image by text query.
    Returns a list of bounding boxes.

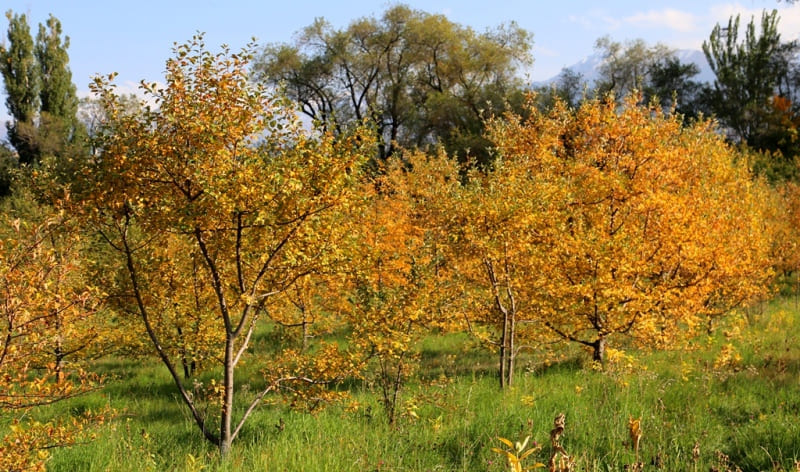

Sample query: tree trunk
[592,336,607,365]
[499,309,509,389]
[177,326,195,379]
[219,337,235,456]
[301,315,309,354]
[507,311,515,387]
[54,311,65,384]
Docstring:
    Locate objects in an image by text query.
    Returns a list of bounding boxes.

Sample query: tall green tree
[703,9,800,178]
[643,57,703,119]
[1,11,83,167]
[254,4,532,166]
[36,15,82,144]
[0,10,39,165]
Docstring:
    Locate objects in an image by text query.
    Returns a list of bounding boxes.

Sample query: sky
[1,0,800,129]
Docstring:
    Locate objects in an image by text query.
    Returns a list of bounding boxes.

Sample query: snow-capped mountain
[535,49,716,87]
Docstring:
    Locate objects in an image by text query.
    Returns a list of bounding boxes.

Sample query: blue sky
[1,0,799,125]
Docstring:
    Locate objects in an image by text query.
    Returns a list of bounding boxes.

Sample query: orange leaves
[83,35,373,339]
[773,181,800,274]
[333,152,460,420]
[476,94,774,363]
[0,207,102,393]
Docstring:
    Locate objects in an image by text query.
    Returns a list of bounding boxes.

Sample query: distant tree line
[253,5,532,168]
[3,6,799,183]
[538,9,800,181]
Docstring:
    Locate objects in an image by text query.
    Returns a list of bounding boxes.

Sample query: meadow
[18,297,799,471]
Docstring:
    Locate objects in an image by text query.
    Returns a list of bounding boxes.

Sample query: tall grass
[19,297,800,471]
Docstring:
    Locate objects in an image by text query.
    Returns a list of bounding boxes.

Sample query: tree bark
[498,308,509,389]
[507,310,515,387]
[219,336,235,456]
[592,336,607,365]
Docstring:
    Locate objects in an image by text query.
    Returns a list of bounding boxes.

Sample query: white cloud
[568,10,622,32]
[708,3,800,41]
[622,9,699,33]
[568,4,800,53]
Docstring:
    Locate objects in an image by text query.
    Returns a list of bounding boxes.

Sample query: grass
[15,297,800,471]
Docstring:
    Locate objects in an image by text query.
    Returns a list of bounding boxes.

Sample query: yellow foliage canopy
[453,95,774,365]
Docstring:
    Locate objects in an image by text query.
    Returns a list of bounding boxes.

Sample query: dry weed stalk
[628,417,642,455]
[548,413,574,472]
[628,416,642,470]
[710,450,743,472]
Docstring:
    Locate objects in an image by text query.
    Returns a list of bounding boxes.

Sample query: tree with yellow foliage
[340,152,458,422]
[78,35,372,455]
[0,200,103,471]
[441,148,564,387]
[485,96,773,364]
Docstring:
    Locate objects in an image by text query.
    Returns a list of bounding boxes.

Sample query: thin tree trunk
[54,311,64,384]
[507,310,515,387]
[219,336,235,456]
[301,311,309,354]
[499,309,509,389]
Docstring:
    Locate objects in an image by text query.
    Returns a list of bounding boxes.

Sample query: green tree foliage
[533,67,587,111]
[538,38,702,119]
[643,57,703,119]
[593,36,673,98]
[703,9,800,179]
[0,10,39,165]
[0,143,15,197]
[36,16,78,121]
[254,4,532,166]
[35,15,83,149]
[0,11,84,169]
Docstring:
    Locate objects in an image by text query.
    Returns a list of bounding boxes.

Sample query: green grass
[16,297,800,471]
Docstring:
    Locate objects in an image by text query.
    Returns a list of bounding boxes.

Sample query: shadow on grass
[435,424,489,470]
[418,346,496,380]
[525,355,586,378]
[757,353,800,384]
[724,422,800,471]
[103,374,180,400]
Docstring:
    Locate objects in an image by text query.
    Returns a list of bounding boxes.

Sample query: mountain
[535,49,716,88]
[674,49,715,83]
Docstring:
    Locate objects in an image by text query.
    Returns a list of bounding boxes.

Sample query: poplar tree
[0,10,39,165]
[0,11,83,167]
[703,9,800,171]
[36,14,83,149]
